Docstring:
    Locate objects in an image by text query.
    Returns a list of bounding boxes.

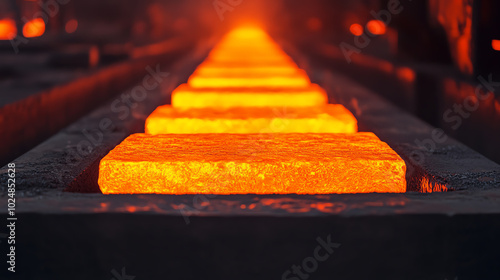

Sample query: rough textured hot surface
[145,104,357,134]
[98,133,406,194]
[171,83,328,108]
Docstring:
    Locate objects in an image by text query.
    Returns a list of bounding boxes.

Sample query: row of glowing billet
[98,27,406,194]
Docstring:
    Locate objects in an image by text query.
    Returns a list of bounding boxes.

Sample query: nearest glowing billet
[145,105,357,134]
[171,83,328,109]
[98,133,406,194]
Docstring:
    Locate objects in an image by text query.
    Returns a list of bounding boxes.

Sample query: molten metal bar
[192,61,302,78]
[145,105,357,134]
[98,133,406,194]
[198,59,301,72]
[193,63,300,76]
[188,70,311,88]
[171,84,328,109]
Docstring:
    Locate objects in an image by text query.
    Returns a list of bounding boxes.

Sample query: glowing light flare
[98,133,406,194]
[89,45,100,68]
[65,19,78,33]
[366,20,386,35]
[349,23,364,36]
[23,18,45,38]
[396,67,416,83]
[307,17,322,31]
[145,105,358,134]
[172,84,328,109]
[493,40,500,51]
[0,19,17,40]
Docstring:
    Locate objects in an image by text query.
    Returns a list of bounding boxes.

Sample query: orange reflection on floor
[171,83,328,109]
[145,105,357,134]
[98,133,406,194]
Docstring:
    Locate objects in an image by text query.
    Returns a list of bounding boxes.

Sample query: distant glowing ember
[98,133,406,194]
[493,40,500,51]
[23,18,45,38]
[0,19,17,40]
[366,20,386,35]
[349,23,364,36]
[307,17,322,31]
[145,105,357,134]
[171,84,328,109]
[65,19,78,34]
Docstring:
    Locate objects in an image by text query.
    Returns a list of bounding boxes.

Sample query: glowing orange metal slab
[171,84,328,109]
[198,59,300,71]
[188,70,311,88]
[205,56,294,64]
[98,133,406,194]
[145,105,357,134]
[192,67,300,77]
[193,60,300,76]
[209,47,286,57]
[209,46,287,55]
[205,51,294,63]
